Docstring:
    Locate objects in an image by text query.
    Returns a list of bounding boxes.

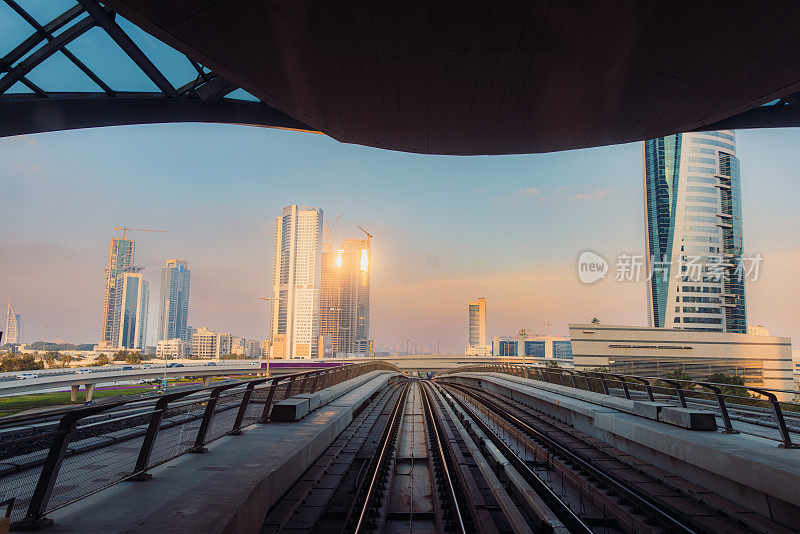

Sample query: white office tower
[157,259,191,343]
[272,205,323,358]
[112,268,149,350]
[5,298,23,344]
[100,237,134,343]
[468,298,487,346]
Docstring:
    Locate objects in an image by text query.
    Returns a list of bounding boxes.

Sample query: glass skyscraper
[319,238,371,355]
[157,259,191,343]
[112,267,149,349]
[644,130,746,333]
[100,237,134,343]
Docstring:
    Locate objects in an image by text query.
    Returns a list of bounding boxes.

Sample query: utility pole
[259,297,275,377]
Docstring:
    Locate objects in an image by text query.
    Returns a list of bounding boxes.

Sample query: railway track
[438,381,793,534]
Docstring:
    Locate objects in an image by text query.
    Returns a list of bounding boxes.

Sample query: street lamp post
[259,297,275,377]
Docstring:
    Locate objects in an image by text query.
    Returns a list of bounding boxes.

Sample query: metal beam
[0,16,96,94]
[0,4,85,70]
[77,0,178,97]
[0,94,317,138]
[195,75,236,102]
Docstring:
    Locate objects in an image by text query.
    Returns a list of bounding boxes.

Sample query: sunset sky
[2,124,798,353]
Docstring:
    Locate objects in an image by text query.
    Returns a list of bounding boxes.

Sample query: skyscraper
[5,298,23,344]
[112,267,149,349]
[272,205,323,358]
[644,130,746,333]
[320,238,371,355]
[157,259,191,343]
[468,298,487,346]
[100,237,134,343]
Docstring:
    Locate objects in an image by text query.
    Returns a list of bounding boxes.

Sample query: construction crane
[323,213,343,250]
[540,321,552,336]
[113,227,167,239]
[356,224,373,240]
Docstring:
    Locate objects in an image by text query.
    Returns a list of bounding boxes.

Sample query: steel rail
[447,382,701,534]
[435,382,592,534]
[353,382,410,533]
[418,382,467,534]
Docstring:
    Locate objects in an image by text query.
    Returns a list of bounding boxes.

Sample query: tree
[545,360,561,368]
[60,353,72,368]
[91,354,111,366]
[591,317,600,324]
[0,353,45,372]
[664,367,692,381]
[113,350,128,362]
[43,351,59,369]
[125,353,143,365]
[705,372,750,397]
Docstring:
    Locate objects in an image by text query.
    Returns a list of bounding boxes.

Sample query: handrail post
[14,404,119,529]
[283,375,298,399]
[229,378,268,435]
[131,390,197,478]
[629,376,655,401]
[609,374,631,399]
[699,383,738,434]
[298,373,310,394]
[750,387,800,448]
[188,383,239,453]
[310,371,320,393]
[259,377,282,422]
[660,379,687,408]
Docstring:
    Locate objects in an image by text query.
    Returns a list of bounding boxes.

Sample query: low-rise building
[569,324,793,400]
[490,334,573,366]
[156,339,186,359]
[464,344,492,357]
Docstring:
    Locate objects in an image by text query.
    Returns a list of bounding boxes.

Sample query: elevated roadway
[0,357,529,399]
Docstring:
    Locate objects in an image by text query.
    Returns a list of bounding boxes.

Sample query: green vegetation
[664,367,692,381]
[90,354,111,366]
[0,352,44,372]
[590,317,600,324]
[112,350,142,364]
[0,386,155,417]
[545,360,560,368]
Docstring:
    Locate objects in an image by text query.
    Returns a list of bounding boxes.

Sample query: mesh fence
[203,390,246,443]
[0,433,55,524]
[146,398,208,468]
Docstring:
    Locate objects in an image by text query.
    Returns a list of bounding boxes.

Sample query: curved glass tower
[644,130,746,333]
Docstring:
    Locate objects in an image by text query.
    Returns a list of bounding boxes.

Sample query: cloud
[575,189,614,200]
[495,186,547,204]
[513,186,541,198]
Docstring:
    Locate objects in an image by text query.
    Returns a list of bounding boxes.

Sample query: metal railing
[0,361,398,529]
[442,363,800,449]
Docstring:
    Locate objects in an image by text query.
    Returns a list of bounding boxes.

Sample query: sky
[1,124,799,353]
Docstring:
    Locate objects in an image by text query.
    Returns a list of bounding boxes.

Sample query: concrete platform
[441,373,800,529]
[46,371,399,534]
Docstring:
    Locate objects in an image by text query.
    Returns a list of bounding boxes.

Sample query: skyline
[1,123,799,352]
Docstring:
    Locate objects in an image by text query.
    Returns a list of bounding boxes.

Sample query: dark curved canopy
[4,0,800,154]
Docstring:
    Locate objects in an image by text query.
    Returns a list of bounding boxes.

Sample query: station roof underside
[3,0,800,154]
